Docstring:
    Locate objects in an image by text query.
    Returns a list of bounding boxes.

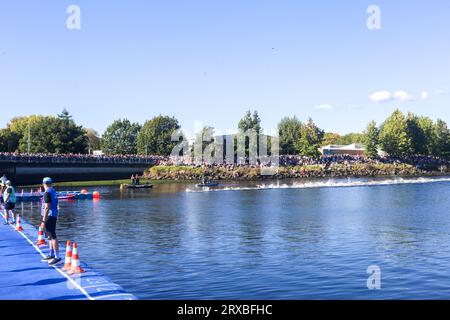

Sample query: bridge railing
[0,156,158,165]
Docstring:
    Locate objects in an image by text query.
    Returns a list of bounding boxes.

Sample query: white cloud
[420,91,429,100]
[314,104,333,110]
[369,91,392,102]
[369,90,415,103]
[435,89,447,95]
[393,90,413,101]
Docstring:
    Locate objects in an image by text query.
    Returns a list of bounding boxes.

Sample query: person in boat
[40,177,61,266]
[130,174,135,185]
[2,180,17,225]
[135,174,140,185]
[201,176,210,185]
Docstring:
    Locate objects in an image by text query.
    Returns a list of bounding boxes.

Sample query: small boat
[58,194,76,200]
[121,184,153,190]
[196,182,219,188]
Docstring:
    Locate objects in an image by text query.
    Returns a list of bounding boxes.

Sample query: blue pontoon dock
[0,214,136,300]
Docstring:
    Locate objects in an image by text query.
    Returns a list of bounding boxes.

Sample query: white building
[319,143,365,156]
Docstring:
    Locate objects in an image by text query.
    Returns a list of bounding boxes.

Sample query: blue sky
[0,0,449,135]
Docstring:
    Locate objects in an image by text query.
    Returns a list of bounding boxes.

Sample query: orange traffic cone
[15,216,23,231]
[68,242,85,274]
[62,241,72,271]
[36,223,47,245]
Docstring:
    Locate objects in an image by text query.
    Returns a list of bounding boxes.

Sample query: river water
[18,176,450,299]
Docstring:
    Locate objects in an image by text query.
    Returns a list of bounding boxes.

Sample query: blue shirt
[41,187,59,218]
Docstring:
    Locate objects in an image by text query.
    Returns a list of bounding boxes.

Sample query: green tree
[194,126,215,153]
[379,109,412,156]
[299,118,324,157]
[85,128,102,153]
[236,110,263,159]
[102,119,141,155]
[417,116,435,155]
[192,125,220,161]
[137,115,180,156]
[278,116,303,154]
[9,110,87,154]
[363,121,379,158]
[0,128,20,152]
[335,133,365,145]
[53,109,88,153]
[17,116,60,153]
[5,115,46,152]
[404,113,437,156]
[322,132,341,146]
[238,110,262,133]
[432,119,450,158]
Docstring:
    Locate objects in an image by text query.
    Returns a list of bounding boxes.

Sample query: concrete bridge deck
[0,160,153,185]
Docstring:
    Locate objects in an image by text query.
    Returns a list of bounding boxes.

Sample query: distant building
[93,150,104,156]
[319,143,365,156]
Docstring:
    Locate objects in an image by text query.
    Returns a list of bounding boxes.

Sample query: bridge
[0,159,153,185]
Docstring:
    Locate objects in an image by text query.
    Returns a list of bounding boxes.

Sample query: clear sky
[0,0,449,136]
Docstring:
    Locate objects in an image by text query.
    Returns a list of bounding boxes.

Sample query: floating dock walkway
[15,190,99,202]
[0,214,136,300]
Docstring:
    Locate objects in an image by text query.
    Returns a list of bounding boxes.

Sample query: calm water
[18,177,450,299]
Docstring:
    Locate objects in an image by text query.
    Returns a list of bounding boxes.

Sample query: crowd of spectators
[153,154,450,171]
[0,152,161,164]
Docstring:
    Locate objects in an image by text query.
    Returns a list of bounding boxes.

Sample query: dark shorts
[5,202,15,210]
[45,216,57,240]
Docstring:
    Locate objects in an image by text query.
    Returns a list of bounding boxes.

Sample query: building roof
[321,143,364,151]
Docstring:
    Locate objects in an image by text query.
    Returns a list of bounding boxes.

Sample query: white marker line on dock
[82,284,121,289]
[1,213,95,301]
[93,293,135,300]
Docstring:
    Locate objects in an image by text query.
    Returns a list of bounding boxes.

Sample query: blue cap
[42,177,53,184]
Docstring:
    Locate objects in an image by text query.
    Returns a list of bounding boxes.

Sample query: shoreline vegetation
[21,168,449,188]
[146,163,449,181]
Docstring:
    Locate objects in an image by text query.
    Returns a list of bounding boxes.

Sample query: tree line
[0,108,449,159]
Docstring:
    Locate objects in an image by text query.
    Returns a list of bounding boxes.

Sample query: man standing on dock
[2,180,17,225]
[40,177,61,266]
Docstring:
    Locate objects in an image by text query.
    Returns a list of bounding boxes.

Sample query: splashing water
[186,176,450,193]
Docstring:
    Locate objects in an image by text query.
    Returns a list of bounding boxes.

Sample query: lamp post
[27,123,31,153]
